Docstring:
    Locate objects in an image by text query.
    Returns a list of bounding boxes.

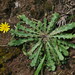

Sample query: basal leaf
[58,40,75,48]
[34,55,46,75]
[43,18,47,31]
[47,41,57,62]
[8,38,34,46]
[27,41,41,55]
[52,39,64,60]
[14,30,38,37]
[29,52,37,59]
[30,45,42,67]
[46,43,56,71]
[47,13,60,33]
[18,15,37,28]
[50,22,75,36]
[53,33,75,39]
[59,46,69,56]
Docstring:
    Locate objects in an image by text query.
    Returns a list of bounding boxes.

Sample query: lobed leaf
[18,15,37,29]
[27,41,41,55]
[53,33,75,39]
[47,13,60,33]
[47,41,57,62]
[29,52,37,59]
[52,39,64,60]
[50,22,75,36]
[59,45,69,56]
[58,40,75,49]
[13,30,39,38]
[30,45,42,67]
[8,38,34,46]
[34,55,46,75]
[43,18,47,31]
[46,43,56,71]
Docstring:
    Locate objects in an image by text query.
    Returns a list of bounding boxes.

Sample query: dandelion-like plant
[9,13,75,75]
[0,22,10,33]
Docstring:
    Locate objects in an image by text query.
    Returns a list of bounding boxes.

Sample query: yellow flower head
[0,22,10,33]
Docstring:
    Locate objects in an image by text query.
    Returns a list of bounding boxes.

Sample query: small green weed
[8,13,75,75]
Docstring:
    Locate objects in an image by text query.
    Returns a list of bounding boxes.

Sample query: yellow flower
[0,22,10,33]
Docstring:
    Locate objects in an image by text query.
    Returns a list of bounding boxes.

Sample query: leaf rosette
[9,13,75,75]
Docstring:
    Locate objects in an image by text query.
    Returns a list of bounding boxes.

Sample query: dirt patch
[0,0,75,75]
[0,47,21,75]
[6,53,33,75]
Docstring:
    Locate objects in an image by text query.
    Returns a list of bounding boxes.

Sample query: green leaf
[52,39,64,60]
[58,40,75,48]
[50,22,75,36]
[27,41,41,55]
[57,40,69,50]
[17,24,39,34]
[18,15,37,28]
[60,45,69,56]
[53,33,75,39]
[46,43,56,71]
[14,30,38,37]
[47,41,57,61]
[43,18,47,31]
[47,13,60,33]
[25,27,39,34]
[34,55,46,75]
[55,47,64,60]
[17,24,25,30]
[37,21,43,32]
[29,52,37,59]
[10,29,16,35]
[8,38,34,46]
[16,21,24,29]
[57,40,69,56]
[30,45,42,67]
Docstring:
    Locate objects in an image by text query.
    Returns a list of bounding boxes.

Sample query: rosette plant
[9,13,75,75]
